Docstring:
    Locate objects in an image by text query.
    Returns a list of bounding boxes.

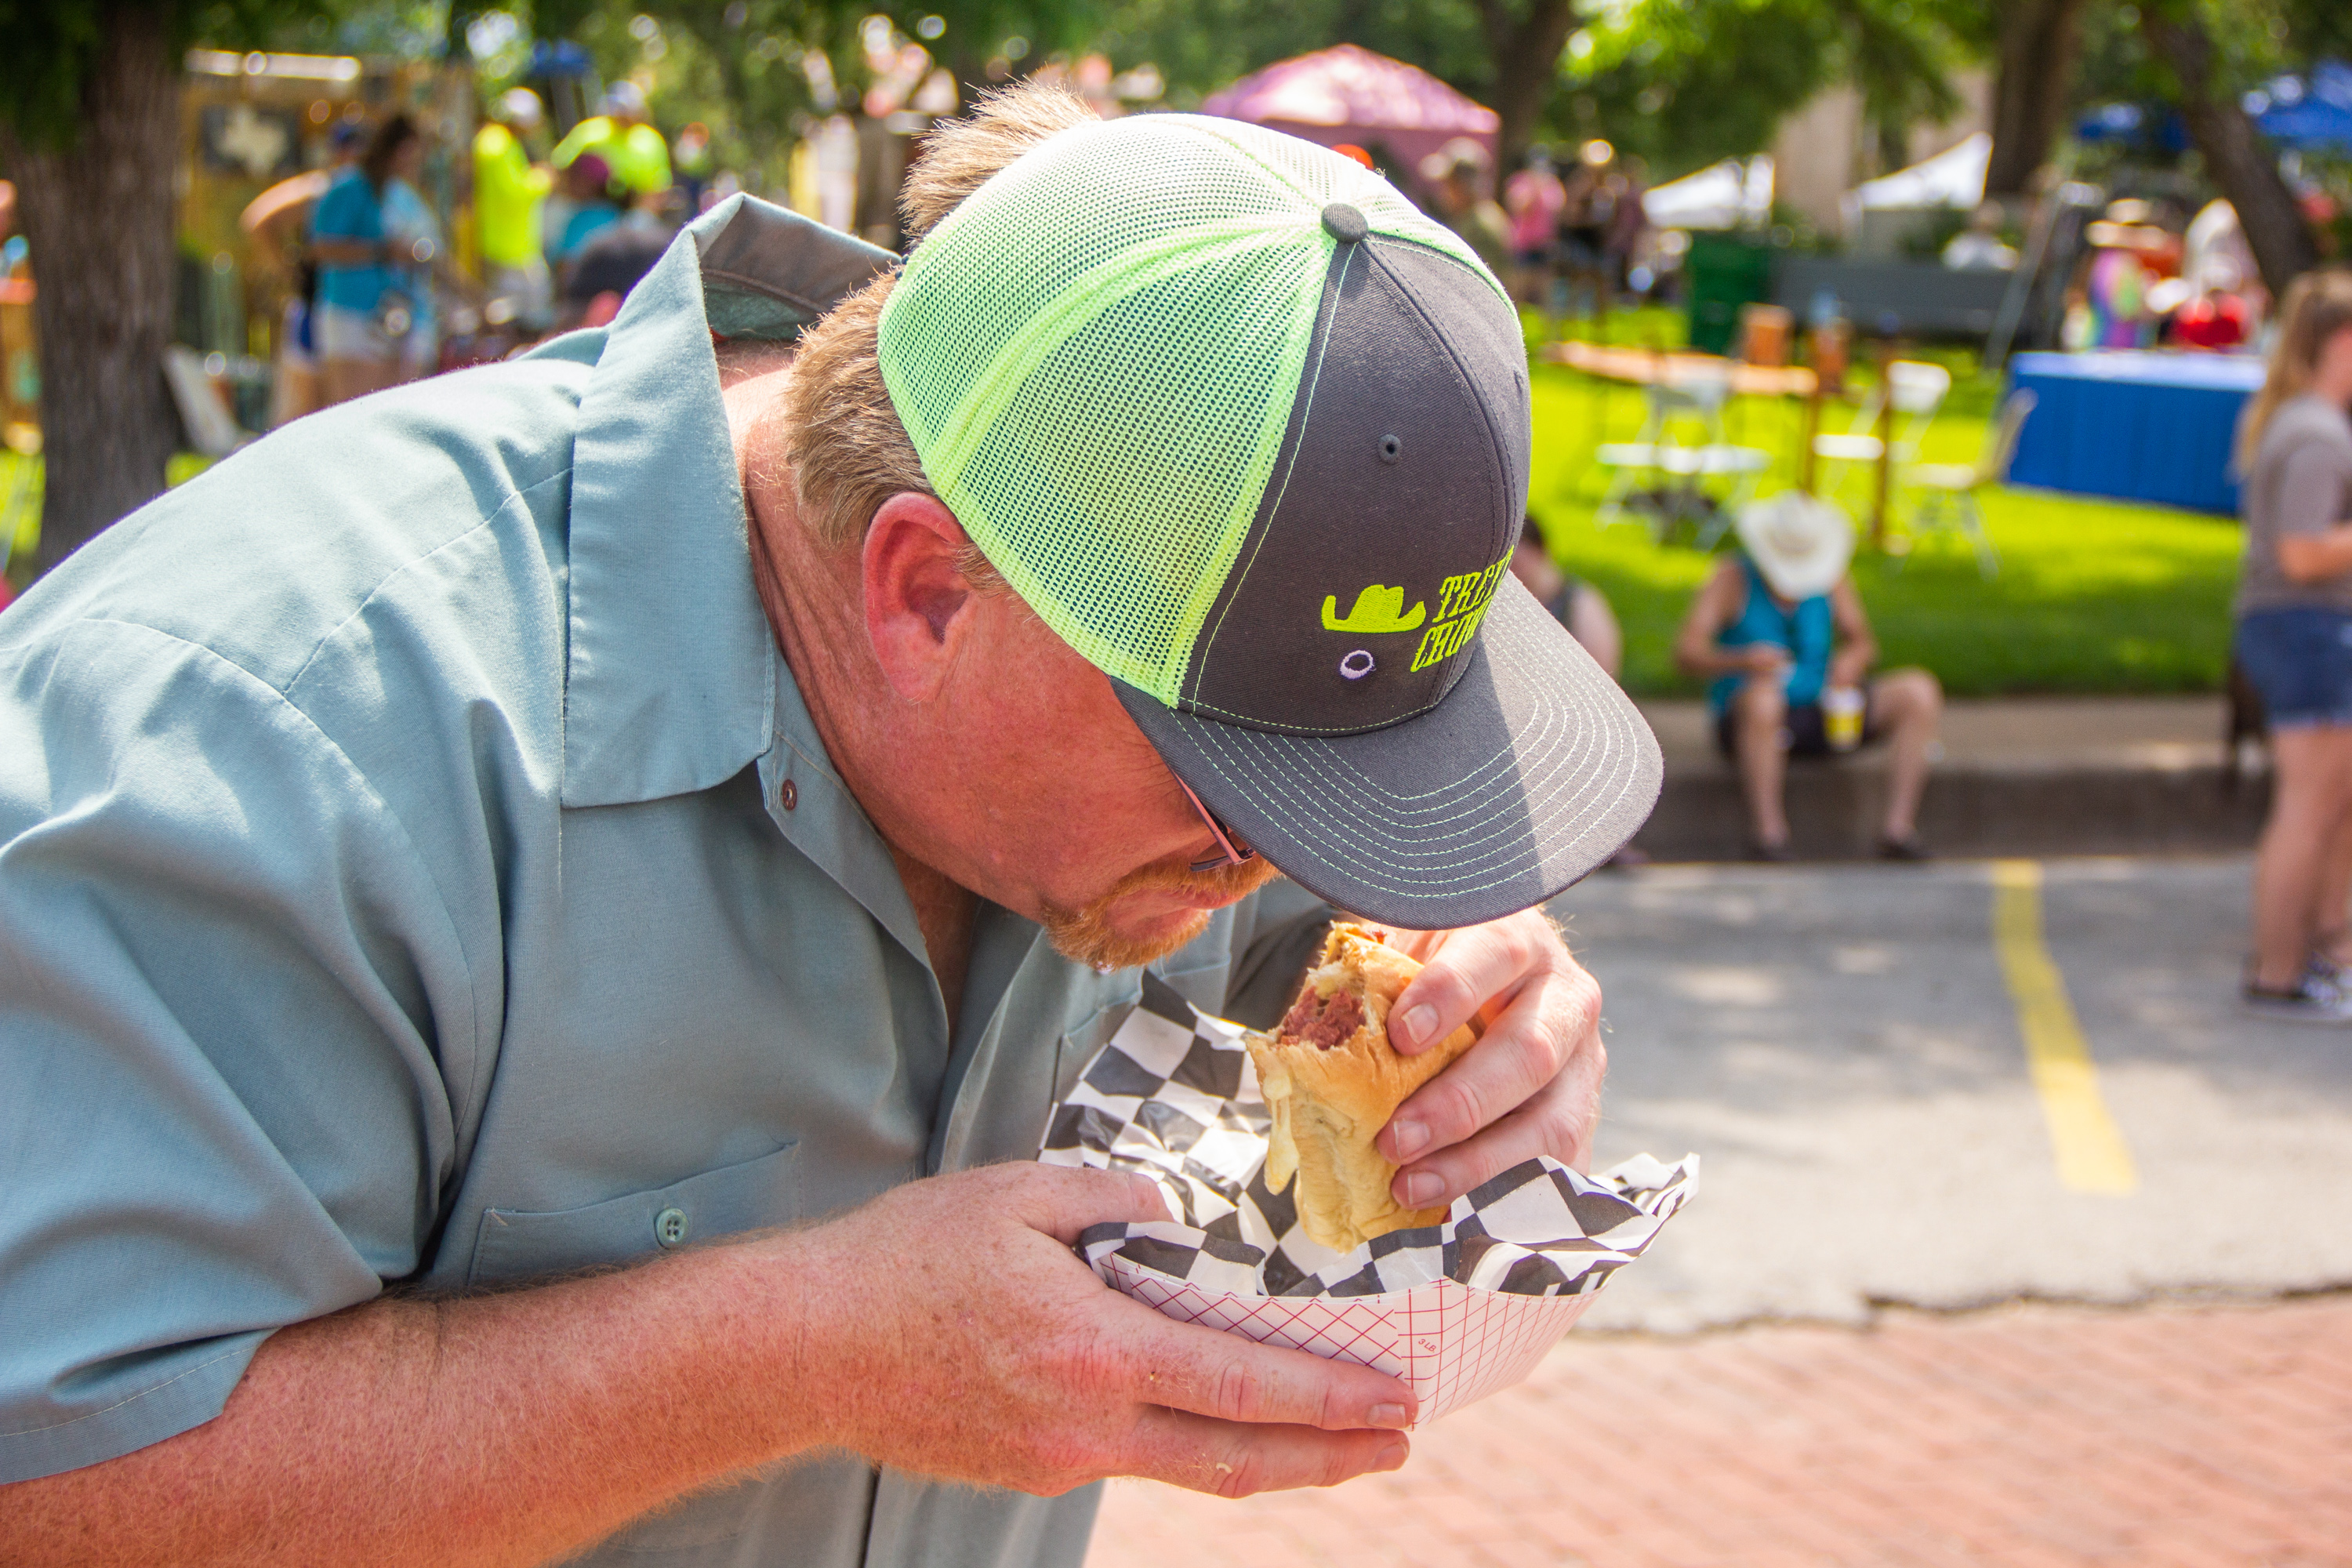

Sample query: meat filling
[1279,987,1364,1051]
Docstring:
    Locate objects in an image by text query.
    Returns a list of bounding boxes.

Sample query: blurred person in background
[474,88,554,332]
[672,122,715,213]
[2230,269,2352,1022]
[1418,140,1509,274]
[2170,259,2251,351]
[554,82,672,202]
[2186,198,2265,324]
[1509,516,1621,677]
[1674,494,1943,862]
[557,213,672,330]
[379,150,451,383]
[1943,203,2018,271]
[548,153,622,284]
[1599,158,1645,299]
[1504,148,1564,306]
[310,115,431,406]
[243,119,365,424]
[1511,516,1647,867]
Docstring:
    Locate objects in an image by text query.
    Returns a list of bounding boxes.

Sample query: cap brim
[1115,575,1663,929]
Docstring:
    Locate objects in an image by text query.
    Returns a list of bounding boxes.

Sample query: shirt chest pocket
[466,1142,800,1290]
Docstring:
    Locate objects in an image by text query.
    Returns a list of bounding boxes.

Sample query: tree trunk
[0,5,183,575]
[2140,2,2318,297]
[1479,0,1579,176]
[1984,0,2087,197]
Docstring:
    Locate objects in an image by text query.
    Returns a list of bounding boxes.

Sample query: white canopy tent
[1839,132,1989,231]
[1642,155,1774,230]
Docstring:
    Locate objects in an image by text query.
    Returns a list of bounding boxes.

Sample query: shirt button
[654,1207,690,1248]
[779,779,798,811]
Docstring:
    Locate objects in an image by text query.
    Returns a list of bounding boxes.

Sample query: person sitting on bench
[1674,493,1943,862]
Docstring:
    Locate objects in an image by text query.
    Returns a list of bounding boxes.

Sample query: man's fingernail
[1389,1119,1428,1160]
[1369,1403,1410,1428]
[1399,1005,1436,1047]
[1402,1172,1443,1206]
[1376,1442,1410,1472]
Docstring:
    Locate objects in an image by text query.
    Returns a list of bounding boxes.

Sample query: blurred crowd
[2056,194,2281,354]
[240,81,712,424]
[1411,136,1650,315]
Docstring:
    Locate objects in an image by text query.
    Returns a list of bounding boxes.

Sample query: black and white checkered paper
[1040,975,1697,1423]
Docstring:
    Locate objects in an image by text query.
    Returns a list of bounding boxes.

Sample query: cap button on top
[1321,202,1368,244]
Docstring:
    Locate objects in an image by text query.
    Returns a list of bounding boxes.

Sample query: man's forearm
[3,1235,818,1568]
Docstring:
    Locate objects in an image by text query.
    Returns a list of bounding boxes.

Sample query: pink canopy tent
[1200,44,1499,198]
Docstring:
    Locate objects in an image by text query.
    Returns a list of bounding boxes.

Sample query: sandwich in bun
[1247,923,1481,1252]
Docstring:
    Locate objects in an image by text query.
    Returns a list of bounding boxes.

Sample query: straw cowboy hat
[1734,492,1854,601]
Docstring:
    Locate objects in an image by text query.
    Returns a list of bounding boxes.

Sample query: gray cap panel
[1178,237,1529,736]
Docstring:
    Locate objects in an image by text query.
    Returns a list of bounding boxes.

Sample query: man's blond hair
[778,85,1098,561]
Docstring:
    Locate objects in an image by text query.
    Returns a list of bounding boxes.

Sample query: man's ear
[862,492,985,702]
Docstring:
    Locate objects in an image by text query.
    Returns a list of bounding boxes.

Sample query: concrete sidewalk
[1557,857,2352,1333]
[1631,695,2266,862]
[1087,1295,2352,1568]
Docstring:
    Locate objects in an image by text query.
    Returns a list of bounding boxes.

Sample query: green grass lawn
[1523,313,2244,698]
[11,319,2250,697]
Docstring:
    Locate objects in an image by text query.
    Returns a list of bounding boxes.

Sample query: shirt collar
[558,195,894,808]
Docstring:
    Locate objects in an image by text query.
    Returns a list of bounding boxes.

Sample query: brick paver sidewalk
[1087,1297,2352,1568]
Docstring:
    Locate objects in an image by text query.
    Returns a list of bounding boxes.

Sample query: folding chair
[1811,360,1951,506]
[163,345,254,461]
[1897,388,2034,579]
[1596,364,1768,538]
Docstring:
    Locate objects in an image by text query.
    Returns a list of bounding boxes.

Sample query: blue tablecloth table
[2006,350,2265,515]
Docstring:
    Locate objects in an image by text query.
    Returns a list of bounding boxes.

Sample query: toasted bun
[1245,922,1479,1252]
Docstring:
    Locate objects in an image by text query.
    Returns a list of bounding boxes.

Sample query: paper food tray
[1040,975,1696,1425]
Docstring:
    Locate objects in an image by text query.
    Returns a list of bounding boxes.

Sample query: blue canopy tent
[2244,61,2352,153]
[2072,102,2190,154]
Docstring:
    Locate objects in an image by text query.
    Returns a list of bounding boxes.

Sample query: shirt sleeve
[0,620,471,1483]
[2271,440,2352,539]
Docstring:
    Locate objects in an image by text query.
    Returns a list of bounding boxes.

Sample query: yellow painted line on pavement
[1989,859,2139,1196]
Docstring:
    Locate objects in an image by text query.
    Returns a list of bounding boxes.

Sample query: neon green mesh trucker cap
[877,114,1661,926]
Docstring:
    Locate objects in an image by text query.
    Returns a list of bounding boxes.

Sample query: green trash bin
[1686,234,1774,356]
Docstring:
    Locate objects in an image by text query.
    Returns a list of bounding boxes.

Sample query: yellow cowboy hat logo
[1322,584,1427,635]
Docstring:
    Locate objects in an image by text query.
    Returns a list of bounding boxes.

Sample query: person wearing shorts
[2231,268,2352,1022]
[1674,493,1943,861]
[309,115,429,405]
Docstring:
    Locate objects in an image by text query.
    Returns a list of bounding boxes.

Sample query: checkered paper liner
[1040,975,1697,1424]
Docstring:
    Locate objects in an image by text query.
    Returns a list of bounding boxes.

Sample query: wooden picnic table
[1539,340,1817,399]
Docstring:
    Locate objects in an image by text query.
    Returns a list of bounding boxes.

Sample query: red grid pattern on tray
[1109,1260,1595,1425]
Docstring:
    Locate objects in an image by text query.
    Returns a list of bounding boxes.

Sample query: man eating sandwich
[0,85,1660,1568]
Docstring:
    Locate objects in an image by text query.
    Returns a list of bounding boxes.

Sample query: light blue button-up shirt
[0,198,1330,1564]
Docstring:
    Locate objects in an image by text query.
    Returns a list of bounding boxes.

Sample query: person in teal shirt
[1675,492,1944,860]
[0,87,1632,1566]
[310,113,430,404]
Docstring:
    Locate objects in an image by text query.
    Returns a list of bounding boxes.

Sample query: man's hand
[1737,644,1793,678]
[2,1164,1412,1568]
[785,1163,1415,1497]
[1374,912,1606,1207]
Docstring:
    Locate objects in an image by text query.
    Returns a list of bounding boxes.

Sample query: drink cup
[1823,684,1865,751]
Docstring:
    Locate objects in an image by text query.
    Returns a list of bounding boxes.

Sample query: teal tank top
[1708,555,1833,714]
